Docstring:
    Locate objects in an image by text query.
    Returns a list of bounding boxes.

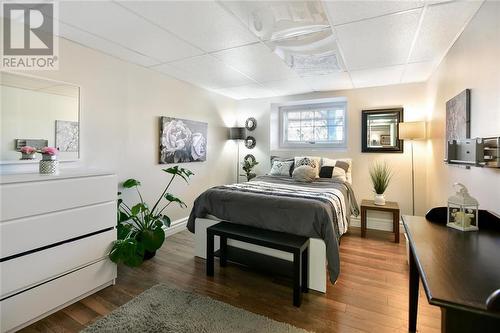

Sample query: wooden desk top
[402,215,500,317]
[361,199,399,211]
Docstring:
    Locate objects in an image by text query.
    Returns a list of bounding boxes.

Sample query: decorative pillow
[319,166,334,178]
[321,158,337,167]
[269,160,294,176]
[270,156,294,176]
[335,160,350,173]
[294,156,321,177]
[292,165,316,182]
[331,167,347,182]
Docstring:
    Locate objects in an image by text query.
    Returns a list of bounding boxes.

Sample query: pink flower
[20,146,37,154]
[41,147,58,155]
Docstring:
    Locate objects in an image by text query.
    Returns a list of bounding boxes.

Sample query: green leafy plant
[241,158,259,181]
[109,166,193,267]
[369,161,393,194]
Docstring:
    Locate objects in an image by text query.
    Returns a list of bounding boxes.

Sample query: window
[279,99,347,149]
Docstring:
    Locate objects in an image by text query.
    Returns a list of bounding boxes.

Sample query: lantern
[447,183,479,231]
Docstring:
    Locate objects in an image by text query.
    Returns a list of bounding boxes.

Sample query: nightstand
[360,199,400,243]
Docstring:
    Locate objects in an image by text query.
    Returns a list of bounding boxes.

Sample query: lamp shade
[228,127,246,140]
[399,121,426,140]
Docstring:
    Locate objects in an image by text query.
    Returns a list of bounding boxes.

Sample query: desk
[402,215,500,333]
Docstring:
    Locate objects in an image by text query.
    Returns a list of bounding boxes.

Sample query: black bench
[206,222,309,307]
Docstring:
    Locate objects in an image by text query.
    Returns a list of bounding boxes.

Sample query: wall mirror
[361,108,403,153]
[1,72,80,164]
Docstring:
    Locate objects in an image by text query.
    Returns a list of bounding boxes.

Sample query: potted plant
[20,146,37,160]
[369,161,393,206]
[109,166,193,267]
[39,147,59,174]
[241,158,259,181]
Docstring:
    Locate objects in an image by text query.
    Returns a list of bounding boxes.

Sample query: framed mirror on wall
[361,108,403,153]
[0,72,81,164]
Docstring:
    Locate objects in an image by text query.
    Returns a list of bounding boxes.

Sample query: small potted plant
[20,146,37,160]
[39,147,59,174]
[242,158,259,181]
[369,161,393,206]
[110,166,193,266]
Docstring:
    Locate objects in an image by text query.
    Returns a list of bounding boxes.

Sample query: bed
[187,159,359,293]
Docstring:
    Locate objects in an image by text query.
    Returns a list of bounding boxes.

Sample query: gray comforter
[187,175,359,283]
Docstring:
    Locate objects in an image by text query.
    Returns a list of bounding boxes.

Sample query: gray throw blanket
[187,175,359,283]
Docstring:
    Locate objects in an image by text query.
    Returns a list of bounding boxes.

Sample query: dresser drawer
[1,229,115,298]
[0,174,116,221]
[1,201,115,258]
[0,258,116,333]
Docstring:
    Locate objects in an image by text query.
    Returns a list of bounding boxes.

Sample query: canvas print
[55,120,79,152]
[446,89,470,143]
[159,117,207,164]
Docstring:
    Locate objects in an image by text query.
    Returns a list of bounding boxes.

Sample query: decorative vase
[374,193,386,206]
[20,153,36,160]
[39,154,59,175]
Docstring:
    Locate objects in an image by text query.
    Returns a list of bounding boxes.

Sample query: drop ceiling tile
[259,78,312,96]
[58,22,159,67]
[323,0,424,26]
[156,55,255,89]
[335,9,422,70]
[350,65,405,88]
[300,72,353,91]
[118,1,258,53]
[401,61,437,83]
[220,83,276,100]
[409,1,483,63]
[59,1,202,63]
[212,43,299,82]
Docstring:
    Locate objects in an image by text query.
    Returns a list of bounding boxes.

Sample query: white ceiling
[37,1,484,99]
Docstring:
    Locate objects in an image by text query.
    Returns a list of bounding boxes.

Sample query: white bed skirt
[194,217,327,293]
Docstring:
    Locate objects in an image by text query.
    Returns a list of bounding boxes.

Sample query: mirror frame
[361,108,404,153]
[0,72,81,164]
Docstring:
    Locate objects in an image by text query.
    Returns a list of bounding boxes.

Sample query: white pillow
[294,156,321,178]
[292,165,316,182]
[321,157,352,184]
[269,160,294,177]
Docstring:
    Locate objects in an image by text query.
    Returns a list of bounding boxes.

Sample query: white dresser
[0,170,117,333]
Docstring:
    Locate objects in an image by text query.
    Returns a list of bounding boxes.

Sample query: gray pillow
[292,165,316,182]
[270,156,294,176]
[269,160,294,176]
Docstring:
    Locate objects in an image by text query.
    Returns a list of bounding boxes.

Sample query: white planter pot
[374,193,386,206]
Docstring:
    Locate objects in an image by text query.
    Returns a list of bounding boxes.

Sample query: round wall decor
[245,117,257,131]
[245,136,256,149]
[244,154,256,163]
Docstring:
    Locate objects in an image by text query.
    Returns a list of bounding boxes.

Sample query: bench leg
[301,247,309,293]
[206,230,214,277]
[293,251,302,307]
[220,236,227,267]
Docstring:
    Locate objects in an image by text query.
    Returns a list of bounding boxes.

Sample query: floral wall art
[55,120,79,152]
[159,117,207,164]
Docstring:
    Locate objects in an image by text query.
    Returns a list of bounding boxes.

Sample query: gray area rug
[82,284,309,333]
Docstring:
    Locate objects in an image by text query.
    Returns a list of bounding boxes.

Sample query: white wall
[0,37,237,223]
[235,83,428,216]
[425,0,500,215]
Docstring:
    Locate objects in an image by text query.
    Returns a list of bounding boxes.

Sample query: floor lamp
[399,121,426,216]
[228,127,246,183]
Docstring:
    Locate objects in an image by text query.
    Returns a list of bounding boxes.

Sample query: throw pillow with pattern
[269,160,294,176]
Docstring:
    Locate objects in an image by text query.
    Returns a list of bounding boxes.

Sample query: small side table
[360,199,400,243]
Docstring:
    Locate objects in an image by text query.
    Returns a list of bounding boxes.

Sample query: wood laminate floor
[20,228,440,333]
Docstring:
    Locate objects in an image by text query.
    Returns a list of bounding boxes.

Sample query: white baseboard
[350,216,404,233]
[164,217,188,237]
